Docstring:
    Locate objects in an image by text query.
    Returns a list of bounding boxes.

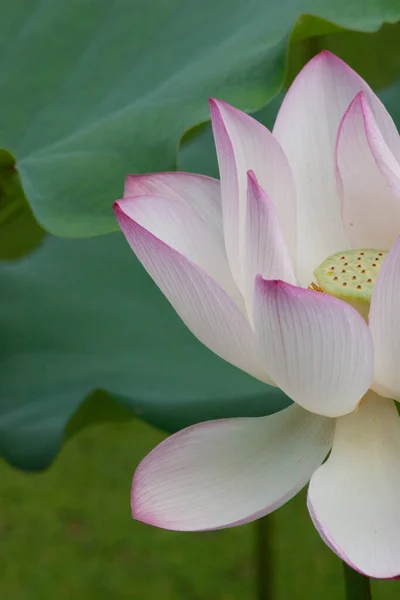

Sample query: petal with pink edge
[244,171,295,323]
[273,50,400,285]
[115,200,269,382]
[253,279,374,417]
[124,172,222,238]
[209,99,296,289]
[369,237,400,399]
[337,92,400,250]
[308,391,400,579]
[132,404,333,531]
[116,193,241,304]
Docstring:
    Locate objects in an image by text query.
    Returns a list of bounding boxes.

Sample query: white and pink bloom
[114,51,400,579]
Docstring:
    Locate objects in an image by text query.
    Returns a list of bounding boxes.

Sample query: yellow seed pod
[313,249,387,320]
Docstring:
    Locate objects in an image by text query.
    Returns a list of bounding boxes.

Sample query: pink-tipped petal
[132,404,333,531]
[369,237,400,399]
[273,51,400,285]
[115,200,269,383]
[124,172,222,236]
[209,99,296,290]
[116,193,241,304]
[308,391,400,579]
[337,92,400,249]
[244,171,296,322]
[253,279,374,417]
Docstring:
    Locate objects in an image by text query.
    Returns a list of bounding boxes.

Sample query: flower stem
[342,562,372,600]
[255,515,273,600]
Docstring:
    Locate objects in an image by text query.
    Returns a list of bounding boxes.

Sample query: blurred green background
[2,2,400,598]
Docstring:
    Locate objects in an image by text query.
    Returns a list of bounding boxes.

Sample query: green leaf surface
[290,15,345,42]
[1,1,399,237]
[322,22,400,90]
[0,150,45,259]
[287,21,400,89]
[0,232,290,471]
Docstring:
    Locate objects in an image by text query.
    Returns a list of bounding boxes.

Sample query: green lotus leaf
[0,233,290,470]
[1,1,399,237]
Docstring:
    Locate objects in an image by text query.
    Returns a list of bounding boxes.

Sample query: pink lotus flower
[114,51,400,579]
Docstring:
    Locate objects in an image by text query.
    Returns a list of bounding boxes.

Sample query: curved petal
[124,172,222,235]
[244,171,295,323]
[337,92,400,249]
[369,236,400,399]
[132,404,333,531]
[308,391,400,579]
[114,200,269,382]
[253,279,374,417]
[116,192,241,304]
[273,50,400,285]
[209,99,296,290]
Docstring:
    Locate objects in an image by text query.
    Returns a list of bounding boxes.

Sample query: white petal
[117,191,241,305]
[369,236,400,399]
[124,172,223,237]
[114,200,269,382]
[132,404,333,530]
[244,171,295,322]
[254,279,374,417]
[209,99,296,290]
[337,92,400,249]
[308,391,400,579]
[273,51,400,285]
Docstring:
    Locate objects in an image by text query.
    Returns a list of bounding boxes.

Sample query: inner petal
[313,248,387,320]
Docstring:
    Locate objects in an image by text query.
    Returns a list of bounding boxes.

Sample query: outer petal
[115,200,269,383]
[209,98,296,289]
[132,404,333,531]
[116,192,241,304]
[369,236,400,399]
[273,50,400,285]
[244,171,295,323]
[308,391,400,579]
[337,92,400,249]
[253,279,374,417]
[124,172,222,238]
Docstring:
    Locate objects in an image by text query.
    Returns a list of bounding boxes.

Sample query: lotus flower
[114,51,400,579]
